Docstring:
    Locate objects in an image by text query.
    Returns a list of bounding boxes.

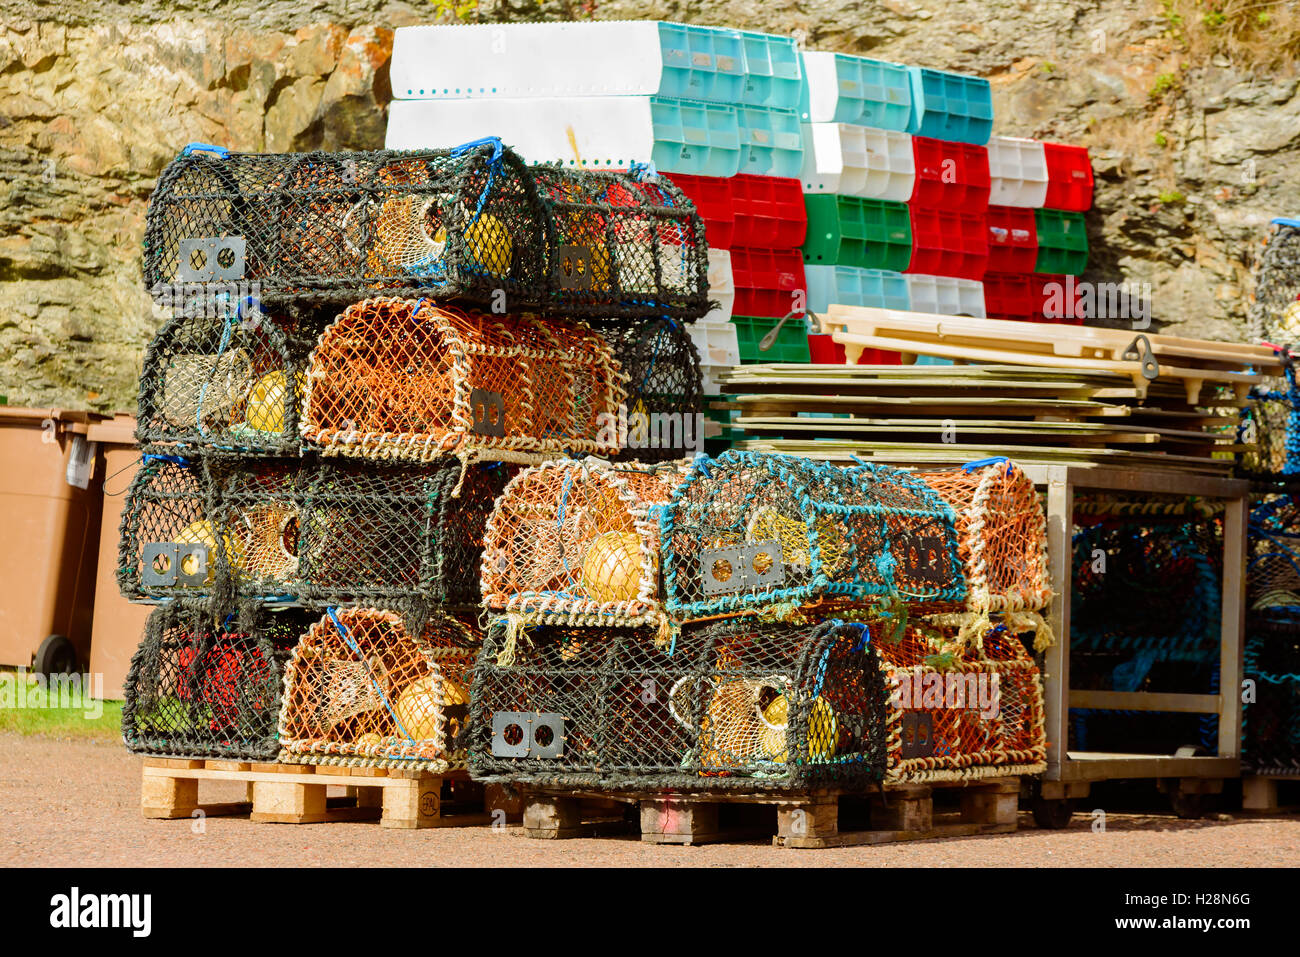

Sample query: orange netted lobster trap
[300,297,627,466]
[465,617,889,790]
[142,139,710,321]
[480,458,690,630]
[872,618,1047,785]
[277,607,480,771]
[915,457,1053,648]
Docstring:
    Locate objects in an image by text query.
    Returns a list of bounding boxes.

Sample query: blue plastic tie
[629,160,660,182]
[142,453,190,467]
[181,142,230,159]
[961,455,1010,472]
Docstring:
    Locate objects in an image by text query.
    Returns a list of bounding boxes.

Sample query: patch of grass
[1164,0,1300,67]
[1155,131,1169,146]
[1150,72,1179,98]
[0,670,122,741]
[1040,61,1057,72]
[1157,189,1187,204]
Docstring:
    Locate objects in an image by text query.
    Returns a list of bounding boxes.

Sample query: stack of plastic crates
[468,449,1049,791]
[1067,496,1224,756]
[1244,497,1300,774]
[120,135,712,771]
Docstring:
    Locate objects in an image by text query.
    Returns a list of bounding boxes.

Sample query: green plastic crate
[731,315,812,363]
[1034,208,1089,275]
[801,194,912,271]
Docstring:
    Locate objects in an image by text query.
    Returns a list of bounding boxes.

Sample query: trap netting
[1238,360,1300,479]
[120,454,513,606]
[661,451,965,622]
[915,459,1053,645]
[122,603,309,759]
[301,297,626,465]
[1243,620,1300,773]
[530,164,710,321]
[872,619,1047,785]
[481,458,690,629]
[1247,221,1300,344]
[143,140,549,311]
[1248,495,1300,625]
[597,319,704,463]
[466,617,888,790]
[136,303,320,455]
[278,607,481,771]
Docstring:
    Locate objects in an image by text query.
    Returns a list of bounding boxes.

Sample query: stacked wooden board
[717,331,1278,474]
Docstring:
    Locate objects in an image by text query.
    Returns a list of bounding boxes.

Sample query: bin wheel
[33,634,78,677]
[1031,797,1074,830]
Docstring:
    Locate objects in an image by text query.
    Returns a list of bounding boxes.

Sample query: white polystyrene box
[905,275,987,318]
[986,136,1049,208]
[799,124,914,201]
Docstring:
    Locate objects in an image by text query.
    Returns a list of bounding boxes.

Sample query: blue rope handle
[142,453,190,467]
[449,136,505,228]
[181,142,230,159]
[326,607,418,745]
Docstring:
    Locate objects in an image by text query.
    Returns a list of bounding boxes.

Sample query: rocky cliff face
[2,0,1297,411]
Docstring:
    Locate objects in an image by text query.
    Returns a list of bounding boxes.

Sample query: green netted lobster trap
[466,617,889,790]
[597,318,704,463]
[1244,618,1300,774]
[122,603,310,760]
[143,139,710,321]
[277,607,481,771]
[118,454,514,608]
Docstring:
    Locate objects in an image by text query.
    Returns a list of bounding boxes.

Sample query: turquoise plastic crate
[738,30,803,108]
[732,314,812,363]
[736,104,804,177]
[906,67,994,145]
[657,22,747,103]
[650,96,743,177]
[803,265,911,314]
[800,53,913,130]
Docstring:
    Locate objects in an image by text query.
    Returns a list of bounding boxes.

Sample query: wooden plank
[1068,691,1222,713]
[1043,464,1072,782]
[640,799,721,845]
[1220,494,1248,759]
[1059,753,1241,782]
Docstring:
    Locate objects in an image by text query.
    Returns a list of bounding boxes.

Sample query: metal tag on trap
[700,541,785,595]
[142,542,209,587]
[900,710,935,759]
[177,237,246,281]
[491,711,565,758]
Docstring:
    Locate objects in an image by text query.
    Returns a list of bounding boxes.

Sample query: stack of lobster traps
[119,138,711,826]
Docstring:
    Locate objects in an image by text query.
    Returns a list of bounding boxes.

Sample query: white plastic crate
[905,274,987,318]
[703,248,735,324]
[800,51,913,129]
[699,360,738,396]
[804,265,910,314]
[386,96,743,178]
[689,316,741,369]
[799,124,914,200]
[986,135,1049,207]
[390,22,748,104]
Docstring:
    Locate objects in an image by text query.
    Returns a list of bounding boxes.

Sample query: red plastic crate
[1037,273,1085,324]
[985,206,1038,273]
[731,174,807,247]
[730,246,807,319]
[909,137,991,212]
[807,334,901,365]
[665,173,735,249]
[906,208,988,281]
[1042,143,1094,212]
[981,272,1037,320]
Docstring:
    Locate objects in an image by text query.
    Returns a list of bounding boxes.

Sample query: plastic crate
[387,95,742,178]
[906,67,994,145]
[1038,273,1085,323]
[1043,142,1094,212]
[736,104,804,178]
[909,136,991,211]
[389,21,747,104]
[1034,208,1089,275]
[808,333,902,365]
[702,247,736,324]
[738,30,803,108]
[804,265,910,313]
[668,173,734,249]
[985,205,1039,273]
[799,51,913,130]
[987,136,1049,207]
[981,272,1039,320]
[907,207,988,281]
[689,316,741,369]
[731,174,807,247]
[802,195,912,271]
[799,124,914,201]
[904,274,987,318]
[730,247,807,318]
[733,314,812,363]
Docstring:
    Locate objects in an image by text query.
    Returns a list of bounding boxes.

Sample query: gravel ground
[3,733,1298,867]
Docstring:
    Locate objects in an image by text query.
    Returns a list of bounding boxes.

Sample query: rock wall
[2,0,1297,411]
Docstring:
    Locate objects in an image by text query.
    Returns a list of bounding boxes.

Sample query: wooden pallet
[519,777,1022,849]
[141,758,499,828]
[1242,773,1300,814]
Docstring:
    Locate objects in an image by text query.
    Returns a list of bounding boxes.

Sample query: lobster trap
[1247,219,1300,345]
[277,607,481,771]
[136,305,320,455]
[467,618,889,790]
[1238,359,1300,479]
[597,319,704,463]
[1250,496,1300,626]
[143,140,710,321]
[660,451,966,622]
[300,298,626,465]
[122,603,309,760]
[873,619,1047,785]
[1244,619,1300,774]
[481,458,689,628]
